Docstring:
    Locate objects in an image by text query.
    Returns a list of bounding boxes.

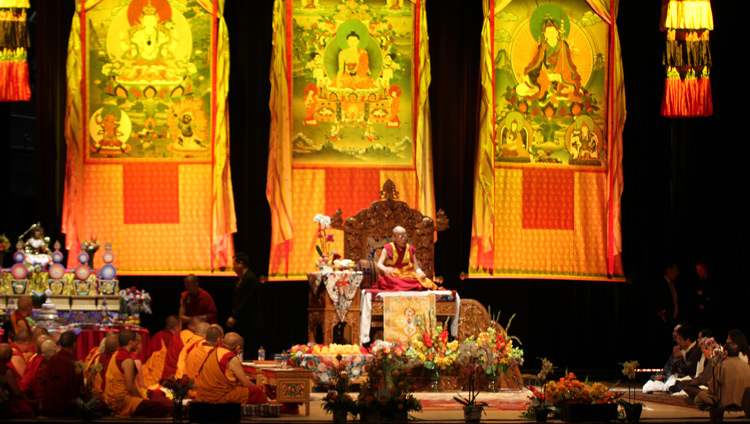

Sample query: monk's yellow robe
[104,348,143,418]
[194,347,266,404]
[174,335,205,379]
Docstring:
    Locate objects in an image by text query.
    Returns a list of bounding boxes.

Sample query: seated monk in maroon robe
[0,343,34,418]
[375,226,438,291]
[41,331,83,417]
[20,337,56,411]
[161,316,207,380]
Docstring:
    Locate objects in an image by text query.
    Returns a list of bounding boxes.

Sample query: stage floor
[4,391,749,423]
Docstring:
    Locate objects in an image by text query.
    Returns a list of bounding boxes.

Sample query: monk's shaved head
[104,333,119,353]
[193,322,209,338]
[392,226,406,236]
[35,335,51,351]
[206,325,223,345]
[59,331,78,348]
[119,329,137,347]
[188,315,208,331]
[14,329,32,343]
[0,343,11,362]
[166,315,181,330]
[17,296,33,311]
[223,333,244,350]
[32,327,50,341]
[41,340,58,361]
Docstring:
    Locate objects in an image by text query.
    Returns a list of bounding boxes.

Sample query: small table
[242,361,281,386]
[261,367,314,416]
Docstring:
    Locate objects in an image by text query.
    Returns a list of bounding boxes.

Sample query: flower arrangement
[322,355,357,418]
[119,286,152,314]
[160,375,193,421]
[313,214,338,264]
[406,324,460,371]
[543,372,620,407]
[357,343,422,421]
[81,238,100,252]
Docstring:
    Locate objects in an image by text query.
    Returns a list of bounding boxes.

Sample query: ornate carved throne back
[331,180,449,287]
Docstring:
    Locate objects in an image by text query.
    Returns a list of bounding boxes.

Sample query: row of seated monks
[0,315,267,419]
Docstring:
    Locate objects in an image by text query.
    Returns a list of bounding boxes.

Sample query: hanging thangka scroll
[0,0,31,101]
[469,0,625,280]
[63,0,236,273]
[267,0,434,278]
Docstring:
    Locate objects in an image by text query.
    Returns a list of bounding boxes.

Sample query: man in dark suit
[226,253,262,360]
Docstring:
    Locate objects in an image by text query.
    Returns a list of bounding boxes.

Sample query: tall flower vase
[534,409,549,423]
[429,368,441,392]
[485,372,499,393]
[333,410,348,424]
[172,399,183,423]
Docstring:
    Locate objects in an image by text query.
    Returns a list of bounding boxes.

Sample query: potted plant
[523,358,556,422]
[322,355,357,423]
[357,340,421,423]
[544,372,620,422]
[453,340,491,423]
[617,360,643,422]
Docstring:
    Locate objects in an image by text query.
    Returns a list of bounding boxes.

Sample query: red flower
[422,333,433,348]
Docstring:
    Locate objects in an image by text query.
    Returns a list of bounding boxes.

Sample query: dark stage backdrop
[1,0,747,375]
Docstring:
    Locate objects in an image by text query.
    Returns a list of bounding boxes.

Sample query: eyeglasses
[394,233,408,238]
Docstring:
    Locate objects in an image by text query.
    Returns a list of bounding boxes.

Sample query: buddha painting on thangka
[494,1,609,167]
[84,0,213,162]
[291,0,414,167]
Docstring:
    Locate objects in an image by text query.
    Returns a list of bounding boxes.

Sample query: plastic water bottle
[258,345,266,361]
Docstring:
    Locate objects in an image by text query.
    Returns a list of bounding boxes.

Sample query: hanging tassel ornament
[0,2,31,101]
[660,0,713,117]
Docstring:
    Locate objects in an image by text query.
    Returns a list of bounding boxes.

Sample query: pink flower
[326,234,334,242]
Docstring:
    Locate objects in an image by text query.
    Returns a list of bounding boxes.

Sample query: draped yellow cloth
[266,0,294,259]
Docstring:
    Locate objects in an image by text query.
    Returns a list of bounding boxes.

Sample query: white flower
[313,214,331,228]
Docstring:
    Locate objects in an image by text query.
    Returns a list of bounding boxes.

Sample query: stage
[1,391,747,423]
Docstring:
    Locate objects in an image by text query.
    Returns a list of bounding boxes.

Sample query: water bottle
[258,345,266,361]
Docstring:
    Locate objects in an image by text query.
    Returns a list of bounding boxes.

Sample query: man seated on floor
[0,343,34,418]
[161,316,208,381]
[104,329,173,418]
[175,321,209,379]
[643,324,701,393]
[696,342,750,410]
[40,331,83,417]
[20,336,54,410]
[685,337,722,403]
[87,332,119,405]
[10,329,33,378]
[375,226,439,291]
[142,315,181,388]
[194,332,267,404]
[181,324,223,381]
